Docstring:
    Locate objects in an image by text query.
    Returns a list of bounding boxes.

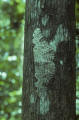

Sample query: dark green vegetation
[0,0,79,120]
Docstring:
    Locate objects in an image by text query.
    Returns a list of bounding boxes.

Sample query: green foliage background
[0,0,79,120]
[0,0,25,120]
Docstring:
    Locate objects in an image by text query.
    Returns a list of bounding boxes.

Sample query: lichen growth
[42,29,50,38]
[32,24,69,115]
[50,24,69,52]
[30,94,35,104]
[38,1,40,8]
[60,60,63,65]
[40,91,50,115]
[41,14,49,26]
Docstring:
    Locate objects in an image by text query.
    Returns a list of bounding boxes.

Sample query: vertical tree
[22,0,76,120]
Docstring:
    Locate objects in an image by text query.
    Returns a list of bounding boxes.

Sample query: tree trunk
[22,0,76,120]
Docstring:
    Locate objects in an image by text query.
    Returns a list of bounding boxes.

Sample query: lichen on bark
[31,24,69,115]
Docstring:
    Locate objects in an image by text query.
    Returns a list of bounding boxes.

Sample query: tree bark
[22,0,76,120]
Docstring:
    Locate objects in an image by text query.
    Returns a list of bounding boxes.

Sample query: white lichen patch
[60,60,63,65]
[38,1,40,8]
[41,14,49,26]
[30,94,35,104]
[50,24,69,52]
[32,24,69,115]
[40,91,50,115]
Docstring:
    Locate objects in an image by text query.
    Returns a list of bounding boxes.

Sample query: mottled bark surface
[22,0,76,120]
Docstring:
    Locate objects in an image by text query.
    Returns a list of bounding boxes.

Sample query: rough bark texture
[22,0,76,120]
